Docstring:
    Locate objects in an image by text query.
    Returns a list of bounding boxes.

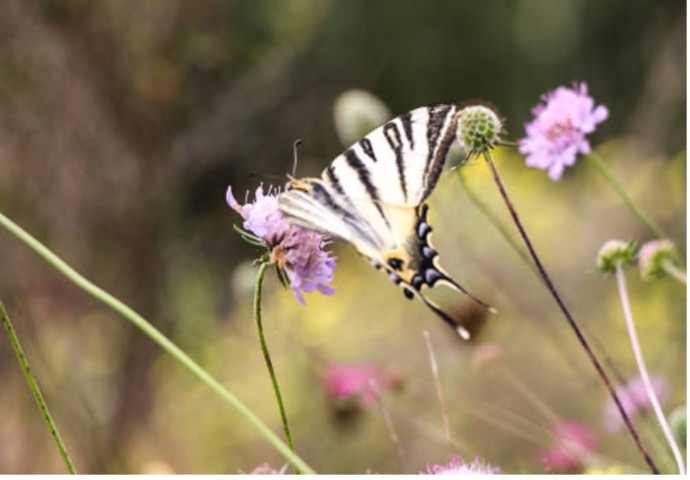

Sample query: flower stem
[423,331,453,450]
[0,301,77,474]
[585,153,667,239]
[661,259,687,284]
[253,261,298,470]
[0,211,316,475]
[482,151,659,474]
[614,265,685,475]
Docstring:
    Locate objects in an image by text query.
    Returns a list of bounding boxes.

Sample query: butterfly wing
[278,104,491,337]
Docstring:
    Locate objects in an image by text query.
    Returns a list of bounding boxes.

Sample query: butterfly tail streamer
[415,290,471,340]
[435,274,497,314]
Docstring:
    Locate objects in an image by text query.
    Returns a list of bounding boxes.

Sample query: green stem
[253,262,297,469]
[0,212,316,475]
[661,259,687,284]
[585,153,667,239]
[0,301,77,474]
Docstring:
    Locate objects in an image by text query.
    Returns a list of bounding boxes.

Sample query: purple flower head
[540,420,597,473]
[602,375,669,432]
[420,455,499,475]
[227,184,336,305]
[519,82,609,181]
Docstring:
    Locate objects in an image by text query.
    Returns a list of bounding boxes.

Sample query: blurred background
[0,0,685,474]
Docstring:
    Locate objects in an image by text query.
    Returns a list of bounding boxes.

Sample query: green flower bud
[595,239,636,273]
[455,105,502,155]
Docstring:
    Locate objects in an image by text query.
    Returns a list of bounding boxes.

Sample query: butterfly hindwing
[278,103,491,337]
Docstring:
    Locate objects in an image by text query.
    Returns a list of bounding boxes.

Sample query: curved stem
[253,262,297,468]
[615,265,685,475]
[0,212,316,475]
[661,259,687,284]
[585,153,666,239]
[482,151,659,474]
[0,301,77,474]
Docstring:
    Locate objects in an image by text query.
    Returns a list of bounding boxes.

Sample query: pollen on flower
[227,184,336,305]
[519,81,608,181]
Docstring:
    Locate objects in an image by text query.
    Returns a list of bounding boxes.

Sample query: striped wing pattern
[278,104,491,338]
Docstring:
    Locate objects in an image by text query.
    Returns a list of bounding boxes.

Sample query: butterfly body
[278,104,492,338]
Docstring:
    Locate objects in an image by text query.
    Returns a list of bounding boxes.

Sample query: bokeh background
[0,0,685,474]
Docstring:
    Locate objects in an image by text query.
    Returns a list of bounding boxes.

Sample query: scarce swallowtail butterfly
[278,104,493,339]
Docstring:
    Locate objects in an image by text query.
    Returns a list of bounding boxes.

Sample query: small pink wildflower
[540,421,597,473]
[519,81,609,181]
[603,375,669,432]
[420,455,499,475]
[323,363,402,409]
[227,184,336,305]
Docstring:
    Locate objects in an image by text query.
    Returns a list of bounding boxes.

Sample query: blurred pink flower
[227,184,336,305]
[540,421,597,473]
[421,455,499,475]
[323,363,402,409]
[603,375,669,432]
[471,343,504,370]
[519,82,608,181]
[249,463,282,474]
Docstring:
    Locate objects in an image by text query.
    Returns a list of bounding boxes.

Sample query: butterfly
[278,104,493,339]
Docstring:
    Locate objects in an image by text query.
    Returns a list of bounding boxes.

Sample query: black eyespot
[403,288,414,299]
[387,258,404,271]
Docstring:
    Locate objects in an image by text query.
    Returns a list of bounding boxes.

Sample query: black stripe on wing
[382,122,408,202]
[400,111,414,149]
[288,178,383,249]
[343,148,391,227]
[421,104,457,201]
[359,138,377,162]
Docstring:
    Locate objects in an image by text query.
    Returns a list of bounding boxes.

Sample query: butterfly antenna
[291,139,303,177]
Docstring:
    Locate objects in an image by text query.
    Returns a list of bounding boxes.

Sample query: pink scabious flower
[603,375,669,432]
[540,421,597,473]
[519,81,609,181]
[227,184,336,305]
[323,363,403,409]
[420,455,499,475]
